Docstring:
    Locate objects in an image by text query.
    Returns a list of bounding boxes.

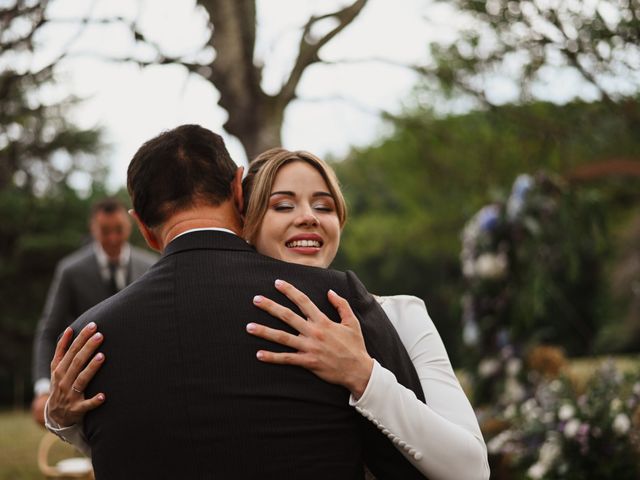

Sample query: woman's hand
[247,279,374,399]
[48,322,106,427]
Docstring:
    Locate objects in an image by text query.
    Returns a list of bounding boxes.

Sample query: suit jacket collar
[162,230,255,258]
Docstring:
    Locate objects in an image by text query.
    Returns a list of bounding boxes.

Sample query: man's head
[89,198,132,261]
[126,125,242,249]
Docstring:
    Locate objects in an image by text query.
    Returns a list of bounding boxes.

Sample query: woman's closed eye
[313,202,334,212]
[272,201,295,211]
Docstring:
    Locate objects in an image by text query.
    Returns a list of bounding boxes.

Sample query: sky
[37,0,467,191]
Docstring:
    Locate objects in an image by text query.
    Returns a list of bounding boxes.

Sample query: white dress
[47,295,489,479]
[353,295,490,479]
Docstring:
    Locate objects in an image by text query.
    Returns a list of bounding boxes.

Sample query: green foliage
[0,187,92,405]
[332,99,640,364]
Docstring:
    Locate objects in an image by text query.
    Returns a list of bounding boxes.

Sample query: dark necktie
[107,262,119,296]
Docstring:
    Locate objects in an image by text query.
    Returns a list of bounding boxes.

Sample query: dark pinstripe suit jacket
[71,231,426,479]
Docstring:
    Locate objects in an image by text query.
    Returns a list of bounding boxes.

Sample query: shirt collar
[93,241,131,268]
[172,227,238,241]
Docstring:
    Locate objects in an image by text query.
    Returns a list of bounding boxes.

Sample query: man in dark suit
[50,125,426,479]
[31,198,158,425]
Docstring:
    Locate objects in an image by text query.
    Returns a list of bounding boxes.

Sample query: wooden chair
[37,432,94,480]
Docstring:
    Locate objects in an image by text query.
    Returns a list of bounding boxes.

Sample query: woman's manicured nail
[246,323,256,333]
[88,322,97,330]
[93,332,103,341]
[256,351,265,360]
[253,295,263,304]
[97,394,105,401]
[95,353,104,361]
[275,279,284,288]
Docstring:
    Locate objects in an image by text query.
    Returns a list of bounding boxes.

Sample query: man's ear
[129,210,161,252]
[232,167,244,214]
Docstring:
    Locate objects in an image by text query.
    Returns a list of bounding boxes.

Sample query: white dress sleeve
[44,399,91,457]
[350,295,490,480]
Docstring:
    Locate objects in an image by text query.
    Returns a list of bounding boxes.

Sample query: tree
[0,0,105,406]
[87,0,369,159]
[1,0,105,194]
[424,0,640,108]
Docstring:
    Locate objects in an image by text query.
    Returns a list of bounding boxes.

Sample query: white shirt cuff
[34,378,51,396]
[44,399,91,457]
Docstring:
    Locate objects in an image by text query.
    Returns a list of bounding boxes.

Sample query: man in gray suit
[31,197,157,425]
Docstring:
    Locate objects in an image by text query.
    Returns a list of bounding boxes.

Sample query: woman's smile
[254,161,341,268]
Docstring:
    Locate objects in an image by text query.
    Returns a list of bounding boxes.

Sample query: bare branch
[278,0,369,105]
[298,93,394,118]
[546,9,613,103]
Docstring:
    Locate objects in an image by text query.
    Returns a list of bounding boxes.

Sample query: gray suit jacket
[32,243,158,384]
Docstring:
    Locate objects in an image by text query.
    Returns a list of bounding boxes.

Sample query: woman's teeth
[286,240,321,248]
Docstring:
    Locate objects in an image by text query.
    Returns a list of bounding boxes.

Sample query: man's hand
[31,393,49,427]
[246,279,374,399]
[48,323,106,427]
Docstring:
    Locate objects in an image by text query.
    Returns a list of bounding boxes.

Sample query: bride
[46,148,489,480]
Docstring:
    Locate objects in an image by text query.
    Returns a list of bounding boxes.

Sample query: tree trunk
[195,0,368,161]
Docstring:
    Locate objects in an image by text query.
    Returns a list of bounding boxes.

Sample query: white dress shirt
[94,242,131,292]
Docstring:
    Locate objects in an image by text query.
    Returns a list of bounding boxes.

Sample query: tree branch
[278,0,369,105]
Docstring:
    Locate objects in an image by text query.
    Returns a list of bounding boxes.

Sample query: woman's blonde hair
[242,148,347,244]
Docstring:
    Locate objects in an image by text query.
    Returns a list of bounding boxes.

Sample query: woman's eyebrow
[313,192,333,198]
[270,190,295,197]
[269,191,333,198]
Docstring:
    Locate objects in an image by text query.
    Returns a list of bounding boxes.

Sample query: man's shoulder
[57,244,95,272]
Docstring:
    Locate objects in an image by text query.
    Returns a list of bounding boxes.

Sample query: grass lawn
[0,410,86,480]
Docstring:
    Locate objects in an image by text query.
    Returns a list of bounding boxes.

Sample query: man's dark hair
[127,124,237,227]
[90,197,127,219]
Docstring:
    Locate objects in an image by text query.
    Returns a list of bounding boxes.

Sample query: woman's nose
[295,211,319,227]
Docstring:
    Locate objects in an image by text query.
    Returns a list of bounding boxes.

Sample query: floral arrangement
[487,360,640,479]
[460,172,607,405]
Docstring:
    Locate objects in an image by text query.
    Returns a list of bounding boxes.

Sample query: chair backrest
[37,432,94,480]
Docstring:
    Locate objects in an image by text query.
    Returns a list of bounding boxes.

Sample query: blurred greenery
[332,98,640,365]
[0,2,110,406]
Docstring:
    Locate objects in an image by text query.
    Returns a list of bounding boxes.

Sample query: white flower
[507,174,534,220]
[527,462,547,479]
[549,380,563,393]
[487,430,512,454]
[613,413,631,435]
[478,358,500,377]
[610,398,622,412]
[505,404,517,419]
[474,253,509,280]
[539,436,562,465]
[558,404,575,421]
[564,419,580,438]
[501,377,526,404]
[521,398,538,416]
[506,358,522,376]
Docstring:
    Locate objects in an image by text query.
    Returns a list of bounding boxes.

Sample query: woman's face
[254,161,341,268]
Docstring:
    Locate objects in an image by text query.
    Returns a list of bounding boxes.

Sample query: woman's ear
[129,210,161,252]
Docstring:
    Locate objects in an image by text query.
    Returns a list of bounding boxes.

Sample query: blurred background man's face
[90,209,132,260]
